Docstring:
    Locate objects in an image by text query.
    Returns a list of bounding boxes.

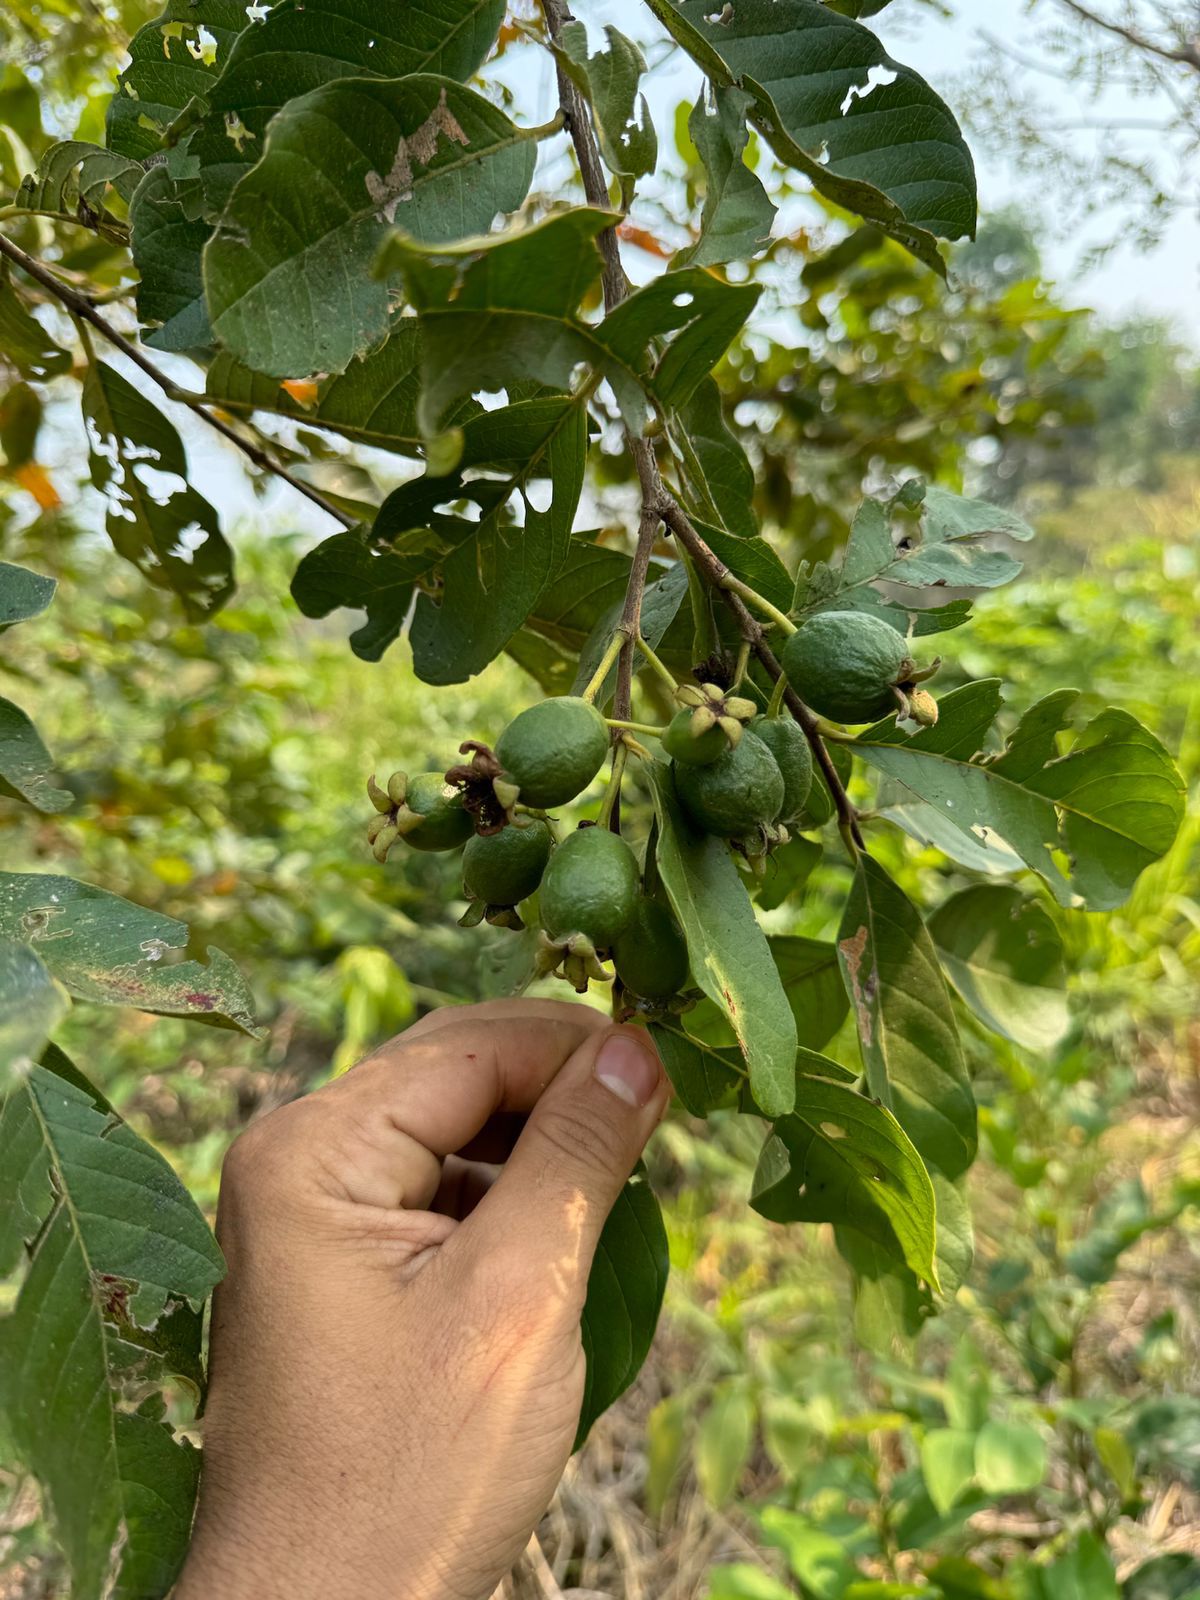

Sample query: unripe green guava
[398,772,474,852]
[612,898,690,1000]
[661,708,727,766]
[674,729,784,838]
[751,716,813,821]
[538,824,639,948]
[782,611,913,724]
[494,696,609,809]
[462,819,553,907]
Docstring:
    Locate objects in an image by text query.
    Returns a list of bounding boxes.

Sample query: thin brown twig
[1053,0,1200,71]
[0,229,357,530]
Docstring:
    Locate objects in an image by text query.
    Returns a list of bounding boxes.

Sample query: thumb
[461,1024,668,1295]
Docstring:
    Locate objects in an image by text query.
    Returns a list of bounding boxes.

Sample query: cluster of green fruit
[365,609,936,1003]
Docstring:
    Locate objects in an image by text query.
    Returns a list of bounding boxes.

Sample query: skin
[175,999,668,1600]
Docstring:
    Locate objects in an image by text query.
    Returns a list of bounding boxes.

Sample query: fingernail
[594,1032,661,1109]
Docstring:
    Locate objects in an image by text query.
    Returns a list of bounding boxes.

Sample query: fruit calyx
[665,681,758,763]
[444,740,520,834]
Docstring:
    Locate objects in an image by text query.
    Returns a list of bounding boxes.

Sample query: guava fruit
[613,898,690,1000]
[751,716,813,821]
[662,682,757,766]
[661,708,728,767]
[782,611,915,724]
[494,696,610,809]
[538,824,639,949]
[366,770,473,860]
[674,729,785,838]
[462,818,553,909]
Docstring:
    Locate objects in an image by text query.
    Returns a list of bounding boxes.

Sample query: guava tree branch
[657,499,865,850]
[1053,0,1200,71]
[0,230,357,530]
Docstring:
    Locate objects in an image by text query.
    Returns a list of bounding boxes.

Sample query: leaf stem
[0,229,357,530]
[581,631,626,703]
[723,573,797,635]
[635,634,679,694]
[605,717,663,737]
[597,739,628,830]
[765,671,788,718]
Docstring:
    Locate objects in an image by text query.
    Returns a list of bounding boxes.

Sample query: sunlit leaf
[929,884,1069,1050]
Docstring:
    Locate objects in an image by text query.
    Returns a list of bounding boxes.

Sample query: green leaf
[1121,1555,1200,1600]
[694,517,794,615]
[828,487,1033,601]
[106,0,249,161]
[575,1164,667,1449]
[975,1420,1047,1495]
[707,1565,796,1600]
[572,557,689,707]
[0,941,67,1089]
[770,935,850,1051]
[556,22,657,178]
[696,1380,756,1506]
[129,165,212,352]
[838,855,976,1179]
[0,694,72,813]
[641,0,975,272]
[187,0,506,210]
[0,1055,224,1598]
[0,872,260,1034]
[397,210,759,437]
[204,75,537,378]
[680,85,775,267]
[81,361,234,621]
[835,1225,928,1355]
[857,702,1186,911]
[649,1018,743,1116]
[290,524,415,663]
[672,376,758,537]
[0,271,71,379]
[0,559,55,629]
[207,319,454,458]
[929,884,1069,1051]
[408,395,590,683]
[760,1507,856,1599]
[751,1075,938,1285]
[0,379,43,468]
[920,1428,978,1515]
[755,835,822,913]
[14,141,140,237]
[650,764,797,1116]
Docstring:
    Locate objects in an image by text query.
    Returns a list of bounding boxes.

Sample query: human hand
[174,999,668,1600]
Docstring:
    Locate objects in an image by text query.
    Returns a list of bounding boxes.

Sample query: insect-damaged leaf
[0,872,260,1035]
[642,0,976,272]
[556,22,657,179]
[204,76,536,377]
[106,0,249,161]
[751,1074,938,1286]
[15,141,140,240]
[392,209,758,438]
[575,1165,668,1449]
[0,1052,224,1598]
[81,361,234,621]
[182,0,506,210]
[650,764,797,1116]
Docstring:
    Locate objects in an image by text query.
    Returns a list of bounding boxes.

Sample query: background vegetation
[2,2,1199,1597]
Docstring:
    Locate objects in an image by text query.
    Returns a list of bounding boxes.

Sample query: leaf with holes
[0,1052,224,1598]
[81,361,234,621]
[751,1075,938,1284]
[106,0,249,161]
[0,872,260,1035]
[556,22,657,178]
[204,75,537,378]
[575,1164,668,1449]
[650,763,797,1117]
[641,0,975,272]
[929,884,1069,1051]
[184,0,506,211]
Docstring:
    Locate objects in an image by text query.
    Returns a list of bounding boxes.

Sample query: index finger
[272,1002,609,1211]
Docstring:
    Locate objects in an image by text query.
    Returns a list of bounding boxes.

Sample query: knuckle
[534,1103,628,1187]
